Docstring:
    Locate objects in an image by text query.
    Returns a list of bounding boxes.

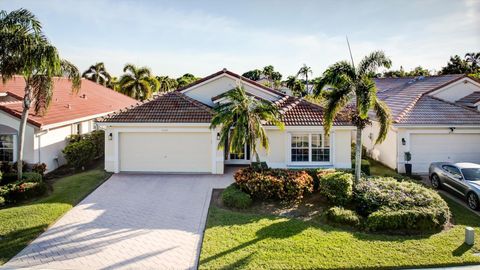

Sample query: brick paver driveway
[3,171,234,270]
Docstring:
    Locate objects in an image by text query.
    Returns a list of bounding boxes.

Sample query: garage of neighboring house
[409,133,480,173]
[118,131,213,173]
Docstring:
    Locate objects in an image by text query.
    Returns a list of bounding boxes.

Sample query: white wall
[362,121,398,169]
[333,129,352,168]
[0,111,35,163]
[34,125,71,172]
[430,78,480,103]
[183,75,281,106]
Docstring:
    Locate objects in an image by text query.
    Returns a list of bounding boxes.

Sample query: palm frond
[357,51,392,76]
[373,98,391,144]
[323,84,352,135]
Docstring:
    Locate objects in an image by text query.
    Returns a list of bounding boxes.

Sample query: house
[0,76,138,171]
[362,74,480,174]
[98,69,355,174]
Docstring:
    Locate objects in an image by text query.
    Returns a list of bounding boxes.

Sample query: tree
[315,51,392,182]
[176,73,199,88]
[0,9,81,179]
[242,69,262,81]
[465,52,480,70]
[297,64,312,93]
[440,55,473,75]
[156,76,178,93]
[285,75,306,97]
[210,85,284,164]
[117,64,159,100]
[82,62,111,87]
[408,66,430,77]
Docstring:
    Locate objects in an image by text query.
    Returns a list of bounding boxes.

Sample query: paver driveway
[3,171,234,270]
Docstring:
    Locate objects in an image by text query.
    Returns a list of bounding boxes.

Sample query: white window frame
[288,133,332,165]
[72,123,81,135]
[0,134,17,162]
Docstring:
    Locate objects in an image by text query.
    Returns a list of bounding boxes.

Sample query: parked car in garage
[429,162,480,210]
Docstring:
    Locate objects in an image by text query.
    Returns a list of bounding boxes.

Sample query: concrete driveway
[3,170,234,270]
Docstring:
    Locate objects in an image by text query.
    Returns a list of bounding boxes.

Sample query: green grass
[368,158,400,177]
[0,168,109,265]
[200,196,480,269]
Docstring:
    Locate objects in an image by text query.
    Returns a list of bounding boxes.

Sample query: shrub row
[318,171,353,206]
[1,172,43,185]
[234,167,313,201]
[63,130,105,169]
[325,206,361,227]
[222,184,252,209]
[0,181,47,205]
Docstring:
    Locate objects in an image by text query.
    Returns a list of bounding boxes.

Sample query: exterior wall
[0,111,35,163]
[362,121,398,169]
[430,79,480,103]
[333,129,352,168]
[33,125,71,171]
[182,75,280,106]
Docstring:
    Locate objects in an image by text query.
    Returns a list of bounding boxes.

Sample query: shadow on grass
[0,225,45,264]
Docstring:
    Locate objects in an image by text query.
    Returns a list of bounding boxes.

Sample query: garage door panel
[119,132,212,172]
[410,133,480,173]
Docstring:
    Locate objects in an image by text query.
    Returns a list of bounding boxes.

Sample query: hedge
[63,139,96,169]
[325,206,362,227]
[1,182,48,204]
[222,184,253,209]
[318,171,353,206]
[234,167,313,201]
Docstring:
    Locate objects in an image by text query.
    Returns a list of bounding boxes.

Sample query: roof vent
[67,104,71,109]
[81,94,87,99]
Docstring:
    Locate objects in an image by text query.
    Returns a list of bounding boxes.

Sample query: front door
[225,142,251,164]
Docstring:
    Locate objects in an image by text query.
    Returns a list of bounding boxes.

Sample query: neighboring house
[98,69,354,174]
[362,74,480,173]
[0,76,138,172]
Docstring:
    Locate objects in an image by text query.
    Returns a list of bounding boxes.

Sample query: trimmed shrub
[325,206,362,227]
[318,171,353,206]
[1,172,18,185]
[63,140,96,169]
[251,162,268,171]
[222,184,253,209]
[234,168,314,201]
[88,130,105,158]
[352,159,370,175]
[2,182,48,203]
[22,172,43,183]
[0,196,4,206]
[355,177,451,232]
[32,163,47,176]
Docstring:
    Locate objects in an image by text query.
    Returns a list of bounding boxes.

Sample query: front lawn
[0,168,109,265]
[200,196,480,269]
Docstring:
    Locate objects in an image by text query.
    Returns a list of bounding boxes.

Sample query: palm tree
[297,64,312,93]
[156,76,178,93]
[117,64,159,100]
[315,51,392,182]
[465,52,480,70]
[285,75,306,97]
[210,85,284,164]
[82,62,111,86]
[262,65,274,87]
[0,9,80,179]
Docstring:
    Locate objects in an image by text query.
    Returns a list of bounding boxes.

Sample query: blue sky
[2,0,479,78]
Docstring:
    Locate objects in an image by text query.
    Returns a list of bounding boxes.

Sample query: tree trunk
[17,84,32,180]
[354,127,363,183]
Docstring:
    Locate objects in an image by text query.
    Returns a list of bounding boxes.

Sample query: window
[0,134,14,162]
[442,165,462,179]
[291,133,330,163]
[72,123,81,135]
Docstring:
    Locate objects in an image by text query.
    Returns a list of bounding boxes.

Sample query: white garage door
[410,133,480,173]
[119,132,212,173]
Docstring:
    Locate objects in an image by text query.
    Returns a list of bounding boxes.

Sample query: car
[429,162,480,210]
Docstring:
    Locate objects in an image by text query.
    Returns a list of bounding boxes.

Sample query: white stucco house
[363,74,480,174]
[0,76,137,172]
[99,69,355,174]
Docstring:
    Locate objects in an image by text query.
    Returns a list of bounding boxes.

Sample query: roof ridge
[393,93,423,123]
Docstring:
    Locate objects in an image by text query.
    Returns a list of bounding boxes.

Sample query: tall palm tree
[118,64,159,100]
[82,62,111,86]
[156,75,178,93]
[0,9,80,179]
[285,75,306,97]
[465,52,480,70]
[315,51,392,182]
[210,85,284,163]
[297,64,312,93]
[262,65,274,87]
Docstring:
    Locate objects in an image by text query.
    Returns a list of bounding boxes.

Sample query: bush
[32,163,47,176]
[1,172,18,185]
[222,184,253,209]
[234,168,314,201]
[318,171,353,206]
[22,172,43,183]
[0,162,14,173]
[63,139,96,169]
[0,196,4,206]
[67,130,105,159]
[351,143,367,160]
[2,182,48,203]
[352,159,370,175]
[325,206,362,227]
[355,177,450,232]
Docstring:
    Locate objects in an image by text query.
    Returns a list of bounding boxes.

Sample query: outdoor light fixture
[216,133,220,140]
[108,133,113,140]
[449,127,456,133]
[401,138,406,145]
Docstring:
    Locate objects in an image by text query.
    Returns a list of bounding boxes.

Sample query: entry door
[225,142,251,164]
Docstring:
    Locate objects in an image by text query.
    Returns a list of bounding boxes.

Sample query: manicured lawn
[368,158,401,177]
[0,168,109,265]
[200,196,480,269]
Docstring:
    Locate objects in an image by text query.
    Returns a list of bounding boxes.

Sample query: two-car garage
[117,131,213,173]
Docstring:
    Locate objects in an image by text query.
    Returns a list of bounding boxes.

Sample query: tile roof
[0,76,137,128]
[99,91,214,123]
[456,91,480,105]
[373,74,480,125]
[397,96,480,125]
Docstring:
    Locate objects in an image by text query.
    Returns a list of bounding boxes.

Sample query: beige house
[99,69,355,174]
[363,75,480,174]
